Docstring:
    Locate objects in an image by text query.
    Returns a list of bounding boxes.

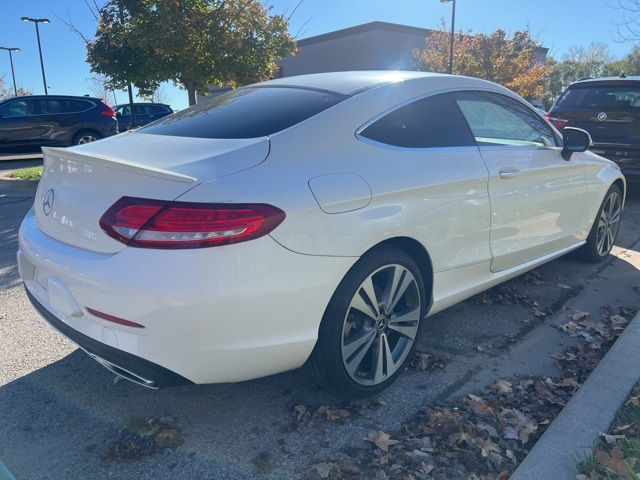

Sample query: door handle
[499,168,521,179]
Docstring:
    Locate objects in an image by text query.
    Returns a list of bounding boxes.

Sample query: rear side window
[65,100,93,113]
[140,87,347,139]
[358,93,476,148]
[36,99,92,114]
[151,105,170,114]
[556,83,640,109]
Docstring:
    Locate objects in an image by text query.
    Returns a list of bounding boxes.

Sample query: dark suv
[547,76,640,177]
[0,95,118,150]
[113,102,173,130]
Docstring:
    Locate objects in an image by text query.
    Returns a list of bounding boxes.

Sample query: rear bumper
[18,209,356,386]
[25,287,192,388]
[590,144,640,176]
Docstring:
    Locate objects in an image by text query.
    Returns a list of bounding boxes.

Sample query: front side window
[140,87,348,139]
[0,100,31,118]
[358,93,476,148]
[453,91,558,148]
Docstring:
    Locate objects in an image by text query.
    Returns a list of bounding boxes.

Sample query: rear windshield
[139,86,348,139]
[556,83,640,110]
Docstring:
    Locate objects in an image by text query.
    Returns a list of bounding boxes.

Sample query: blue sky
[0,0,636,110]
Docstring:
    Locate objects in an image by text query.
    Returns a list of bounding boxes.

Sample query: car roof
[113,102,171,107]
[570,76,640,86]
[0,94,102,101]
[257,71,453,96]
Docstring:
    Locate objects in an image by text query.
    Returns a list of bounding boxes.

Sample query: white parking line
[0,460,16,480]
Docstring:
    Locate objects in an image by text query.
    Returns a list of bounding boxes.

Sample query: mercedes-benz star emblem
[43,189,54,216]
[598,112,608,121]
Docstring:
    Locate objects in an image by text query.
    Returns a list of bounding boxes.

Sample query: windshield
[556,83,640,110]
[139,86,348,139]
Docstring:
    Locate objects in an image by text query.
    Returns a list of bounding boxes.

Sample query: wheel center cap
[376,315,388,331]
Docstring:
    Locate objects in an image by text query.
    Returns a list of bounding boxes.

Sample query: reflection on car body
[0,95,118,149]
[113,102,174,130]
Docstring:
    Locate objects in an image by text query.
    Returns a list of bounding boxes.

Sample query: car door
[0,98,45,147]
[452,91,587,273]
[134,105,157,126]
[356,92,492,274]
[36,98,73,146]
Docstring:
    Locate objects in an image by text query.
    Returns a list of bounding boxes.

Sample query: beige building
[277,21,433,77]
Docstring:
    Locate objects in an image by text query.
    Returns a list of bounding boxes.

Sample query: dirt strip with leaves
[299,304,637,480]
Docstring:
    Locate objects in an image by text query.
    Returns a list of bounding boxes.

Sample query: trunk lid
[34,132,269,254]
[558,109,640,144]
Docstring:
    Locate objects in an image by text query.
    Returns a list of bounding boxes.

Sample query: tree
[87,74,117,104]
[562,42,613,77]
[0,76,32,99]
[604,45,640,76]
[87,0,296,106]
[414,23,552,100]
[612,0,640,43]
[150,85,170,104]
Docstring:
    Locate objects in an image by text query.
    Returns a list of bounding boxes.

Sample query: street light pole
[0,47,21,96]
[21,17,50,95]
[440,0,456,75]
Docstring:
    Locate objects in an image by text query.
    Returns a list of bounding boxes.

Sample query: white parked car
[18,71,624,398]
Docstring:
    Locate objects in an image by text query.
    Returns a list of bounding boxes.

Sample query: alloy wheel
[596,191,622,257]
[340,264,421,386]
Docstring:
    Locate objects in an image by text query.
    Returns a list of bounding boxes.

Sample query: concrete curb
[0,175,39,194]
[511,310,640,479]
[0,153,42,161]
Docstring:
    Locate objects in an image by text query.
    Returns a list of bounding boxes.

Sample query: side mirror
[115,112,121,117]
[561,127,592,161]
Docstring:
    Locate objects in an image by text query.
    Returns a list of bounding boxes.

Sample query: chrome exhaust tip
[87,351,158,389]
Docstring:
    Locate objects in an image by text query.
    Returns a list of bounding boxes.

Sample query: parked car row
[0,95,173,150]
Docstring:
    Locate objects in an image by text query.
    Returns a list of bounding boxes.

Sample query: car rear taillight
[545,112,569,130]
[99,101,116,118]
[99,197,286,249]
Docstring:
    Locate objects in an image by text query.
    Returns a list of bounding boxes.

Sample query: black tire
[72,130,102,146]
[305,246,427,398]
[578,184,622,263]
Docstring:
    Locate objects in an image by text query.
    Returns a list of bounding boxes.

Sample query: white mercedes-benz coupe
[18,71,624,397]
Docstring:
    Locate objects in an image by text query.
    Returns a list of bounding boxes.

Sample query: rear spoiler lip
[42,146,197,184]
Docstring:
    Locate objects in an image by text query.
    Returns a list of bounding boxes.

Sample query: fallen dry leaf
[491,379,513,395]
[364,431,400,453]
[324,408,350,421]
[599,432,626,445]
[569,310,589,321]
[595,446,636,477]
[560,321,580,336]
[294,405,308,424]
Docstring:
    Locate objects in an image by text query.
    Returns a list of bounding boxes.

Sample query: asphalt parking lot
[1,166,640,479]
